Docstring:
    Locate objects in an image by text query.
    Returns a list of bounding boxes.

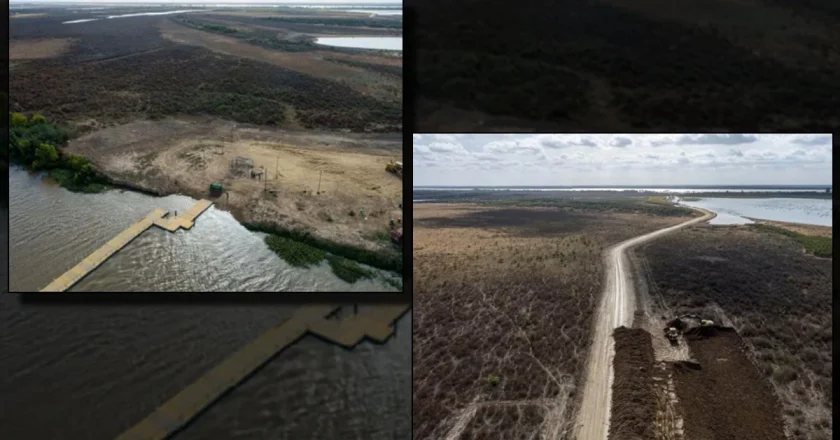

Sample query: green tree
[32,143,59,170]
[30,113,48,125]
[10,112,27,127]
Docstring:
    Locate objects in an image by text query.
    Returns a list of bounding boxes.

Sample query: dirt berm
[609,327,657,440]
[674,327,787,440]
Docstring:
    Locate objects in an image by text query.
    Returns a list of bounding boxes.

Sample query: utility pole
[317,171,322,194]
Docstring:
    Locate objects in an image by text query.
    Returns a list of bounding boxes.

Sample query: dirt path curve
[575,207,715,440]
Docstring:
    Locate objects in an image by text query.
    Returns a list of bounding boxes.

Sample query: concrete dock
[115,304,410,440]
[40,200,214,292]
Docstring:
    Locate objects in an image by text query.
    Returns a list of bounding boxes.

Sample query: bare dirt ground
[635,223,832,440]
[64,117,402,252]
[413,203,690,440]
[673,328,787,440]
[9,38,76,60]
[158,19,399,101]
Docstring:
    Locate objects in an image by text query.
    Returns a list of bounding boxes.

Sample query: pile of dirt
[683,325,719,339]
[609,327,657,440]
[672,328,787,440]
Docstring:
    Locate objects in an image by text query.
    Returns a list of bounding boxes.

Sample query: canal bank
[9,166,399,291]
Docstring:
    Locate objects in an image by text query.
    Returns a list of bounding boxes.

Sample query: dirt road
[575,207,714,440]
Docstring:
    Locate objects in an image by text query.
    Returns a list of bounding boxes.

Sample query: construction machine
[386,160,403,178]
[664,314,715,345]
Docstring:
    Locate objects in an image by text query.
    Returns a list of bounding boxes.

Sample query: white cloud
[413,134,833,186]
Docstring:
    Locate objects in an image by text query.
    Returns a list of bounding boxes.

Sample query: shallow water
[9,167,396,292]
[679,197,832,226]
[0,297,411,440]
[343,9,403,15]
[315,36,402,51]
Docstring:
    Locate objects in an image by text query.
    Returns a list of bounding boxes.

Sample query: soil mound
[672,328,786,440]
[609,326,657,440]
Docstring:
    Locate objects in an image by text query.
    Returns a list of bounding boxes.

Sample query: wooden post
[354,304,358,315]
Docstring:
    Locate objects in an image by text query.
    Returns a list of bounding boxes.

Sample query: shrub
[264,235,326,267]
[326,255,373,283]
[10,112,27,127]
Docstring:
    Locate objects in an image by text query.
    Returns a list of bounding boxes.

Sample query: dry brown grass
[9,38,76,60]
[413,203,686,440]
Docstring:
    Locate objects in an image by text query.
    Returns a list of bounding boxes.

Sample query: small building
[209,183,223,197]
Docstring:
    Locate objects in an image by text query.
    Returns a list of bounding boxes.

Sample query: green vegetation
[682,197,702,201]
[173,17,315,52]
[264,235,326,267]
[178,18,238,34]
[325,57,402,77]
[262,231,399,285]
[482,198,697,217]
[247,221,402,274]
[261,16,402,29]
[326,255,373,283]
[487,374,501,386]
[646,196,672,205]
[8,112,109,193]
[381,275,403,291]
[750,224,832,258]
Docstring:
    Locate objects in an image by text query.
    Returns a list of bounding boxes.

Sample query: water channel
[315,37,402,51]
[0,297,411,439]
[9,167,397,292]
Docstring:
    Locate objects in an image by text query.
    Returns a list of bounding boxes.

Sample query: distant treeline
[260,16,402,29]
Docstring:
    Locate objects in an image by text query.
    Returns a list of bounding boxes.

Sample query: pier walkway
[116,304,410,440]
[40,200,214,292]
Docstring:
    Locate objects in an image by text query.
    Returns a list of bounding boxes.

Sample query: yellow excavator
[386,160,403,178]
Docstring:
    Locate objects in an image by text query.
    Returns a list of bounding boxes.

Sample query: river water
[0,297,412,439]
[678,197,832,226]
[9,167,397,292]
[315,37,402,51]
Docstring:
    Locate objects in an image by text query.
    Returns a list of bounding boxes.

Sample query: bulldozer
[386,160,403,178]
[664,314,715,345]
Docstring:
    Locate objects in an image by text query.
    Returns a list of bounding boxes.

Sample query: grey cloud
[610,137,632,148]
[791,135,831,145]
[428,142,465,154]
[474,152,503,162]
[539,139,570,149]
[571,139,597,147]
[485,141,542,155]
[728,149,743,157]
[676,134,758,145]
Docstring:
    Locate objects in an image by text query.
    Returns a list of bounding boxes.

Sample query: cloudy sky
[414,134,832,186]
[13,0,394,4]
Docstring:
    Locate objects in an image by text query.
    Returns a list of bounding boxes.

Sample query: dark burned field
[634,223,832,440]
[9,9,401,132]
[412,0,840,131]
[413,203,691,440]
